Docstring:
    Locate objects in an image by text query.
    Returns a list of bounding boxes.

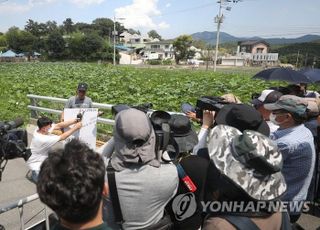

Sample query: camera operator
[181,93,241,123]
[27,116,82,183]
[103,108,178,229]
[0,118,31,181]
[193,103,270,156]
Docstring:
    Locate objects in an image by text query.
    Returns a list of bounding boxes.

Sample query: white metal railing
[252,53,278,61]
[1,94,183,229]
[27,94,115,125]
[0,193,49,230]
[238,52,279,61]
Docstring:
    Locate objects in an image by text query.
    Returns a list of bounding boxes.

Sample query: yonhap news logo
[172,193,197,221]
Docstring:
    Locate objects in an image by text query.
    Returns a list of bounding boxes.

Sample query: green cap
[264,95,307,116]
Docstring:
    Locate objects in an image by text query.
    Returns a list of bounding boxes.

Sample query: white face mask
[269,113,281,125]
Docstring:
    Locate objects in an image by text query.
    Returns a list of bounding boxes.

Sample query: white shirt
[27,126,60,171]
[192,127,209,155]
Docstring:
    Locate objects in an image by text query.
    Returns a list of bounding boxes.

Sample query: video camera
[111,103,179,159]
[0,118,31,181]
[195,96,230,119]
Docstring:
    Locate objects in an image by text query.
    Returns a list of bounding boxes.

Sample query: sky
[0,0,319,39]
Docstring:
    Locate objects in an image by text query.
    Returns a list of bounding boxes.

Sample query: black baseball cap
[78,83,88,91]
[215,104,270,136]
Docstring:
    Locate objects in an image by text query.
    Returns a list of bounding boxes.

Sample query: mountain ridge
[191,31,320,45]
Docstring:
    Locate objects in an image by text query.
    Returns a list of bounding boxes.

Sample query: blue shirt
[270,124,315,202]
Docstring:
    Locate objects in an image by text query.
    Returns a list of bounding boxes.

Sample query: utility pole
[312,56,316,68]
[113,16,125,66]
[295,50,300,69]
[206,48,209,71]
[304,52,308,67]
[213,1,223,72]
[113,16,117,66]
[213,0,239,72]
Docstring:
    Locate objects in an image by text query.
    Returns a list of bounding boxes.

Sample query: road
[0,158,49,230]
[1,158,320,230]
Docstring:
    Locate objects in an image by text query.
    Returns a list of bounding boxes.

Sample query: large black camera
[111,104,178,158]
[0,118,31,181]
[195,96,229,119]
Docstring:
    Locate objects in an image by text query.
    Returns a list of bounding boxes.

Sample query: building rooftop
[238,40,269,46]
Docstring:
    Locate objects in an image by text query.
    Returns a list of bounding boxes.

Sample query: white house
[236,40,279,66]
[220,55,245,66]
[142,40,175,60]
[119,32,153,45]
[189,46,202,60]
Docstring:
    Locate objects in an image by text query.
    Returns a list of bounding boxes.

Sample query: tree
[63,18,74,34]
[46,21,58,34]
[74,22,94,34]
[5,27,20,50]
[25,19,47,37]
[47,31,65,59]
[80,33,104,60]
[18,31,36,54]
[173,35,193,64]
[68,32,84,59]
[92,18,113,38]
[67,32,113,61]
[114,21,125,36]
[128,28,141,35]
[192,40,207,50]
[0,34,7,51]
[148,30,162,40]
[5,27,35,53]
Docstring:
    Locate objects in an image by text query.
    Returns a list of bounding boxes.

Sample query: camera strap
[161,123,170,151]
[176,163,197,193]
[106,160,124,227]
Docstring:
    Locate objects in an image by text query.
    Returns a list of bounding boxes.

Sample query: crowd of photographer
[3,81,320,229]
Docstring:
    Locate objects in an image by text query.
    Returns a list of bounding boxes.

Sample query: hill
[272,41,320,68]
[191,31,320,45]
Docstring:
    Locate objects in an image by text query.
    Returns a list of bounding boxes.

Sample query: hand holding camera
[202,111,215,129]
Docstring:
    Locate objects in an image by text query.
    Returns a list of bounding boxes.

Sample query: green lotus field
[0,62,275,122]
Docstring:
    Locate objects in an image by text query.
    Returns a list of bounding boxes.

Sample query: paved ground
[1,158,320,230]
[0,158,50,230]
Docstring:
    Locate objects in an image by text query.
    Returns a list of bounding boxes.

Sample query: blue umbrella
[252,67,313,84]
[298,68,320,83]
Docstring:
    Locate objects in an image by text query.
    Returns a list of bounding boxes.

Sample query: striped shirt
[270,124,315,202]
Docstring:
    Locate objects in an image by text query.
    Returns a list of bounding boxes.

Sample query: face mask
[269,113,281,125]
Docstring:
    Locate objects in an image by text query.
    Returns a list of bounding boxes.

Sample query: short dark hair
[37,139,105,223]
[37,117,53,129]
